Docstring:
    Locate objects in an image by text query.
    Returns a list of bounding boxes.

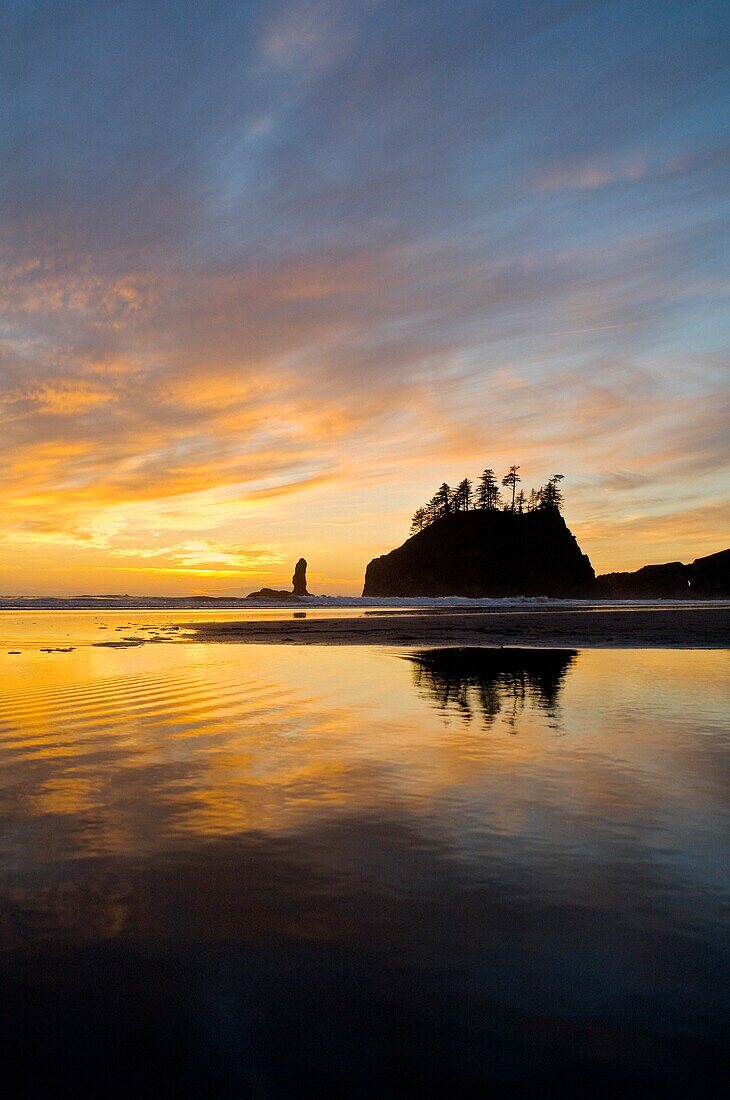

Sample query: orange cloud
[0,218,727,596]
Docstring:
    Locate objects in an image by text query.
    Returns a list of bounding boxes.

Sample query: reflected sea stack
[405,647,577,727]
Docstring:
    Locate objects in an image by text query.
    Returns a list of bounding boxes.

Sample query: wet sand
[184,604,730,648]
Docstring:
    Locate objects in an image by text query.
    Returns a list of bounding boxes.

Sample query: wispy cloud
[536,160,649,192]
[0,0,727,593]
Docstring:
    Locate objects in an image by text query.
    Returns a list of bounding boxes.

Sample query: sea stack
[292,558,309,596]
[363,508,595,598]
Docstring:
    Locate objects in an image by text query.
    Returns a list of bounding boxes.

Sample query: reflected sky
[0,622,727,1091]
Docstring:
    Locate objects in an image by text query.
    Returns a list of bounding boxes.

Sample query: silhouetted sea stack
[362,508,595,598]
[292,558,309,596]
[595,547,730,598]
[245,587,299,602]
[246,557,310,601]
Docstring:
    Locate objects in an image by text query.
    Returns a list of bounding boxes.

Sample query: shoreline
[1,596,729,612]
[181,606,730,649]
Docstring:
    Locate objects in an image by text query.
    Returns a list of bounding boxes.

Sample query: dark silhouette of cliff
[406,647,577,728]
[595,547,729,598]
[363,508,595,598]
[691,548,730,596]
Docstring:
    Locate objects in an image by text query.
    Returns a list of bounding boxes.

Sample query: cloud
[534,147,730,193]
[536,160,649,192]
[114,540,287,572]
[574,501,730,574]
[0,1,727,593]
[260,0,361,74]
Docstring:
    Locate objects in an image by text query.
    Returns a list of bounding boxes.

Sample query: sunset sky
[2,0,728,595]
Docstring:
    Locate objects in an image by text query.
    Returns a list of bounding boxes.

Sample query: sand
[183,604,730,648]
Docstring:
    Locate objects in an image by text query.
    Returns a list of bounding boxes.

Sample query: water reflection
[0,624,727,1094]
[406,646,576,728]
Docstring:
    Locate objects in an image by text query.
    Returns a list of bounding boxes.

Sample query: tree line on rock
[410,466,565,534]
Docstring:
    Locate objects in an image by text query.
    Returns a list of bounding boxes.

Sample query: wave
[1,594,728,611]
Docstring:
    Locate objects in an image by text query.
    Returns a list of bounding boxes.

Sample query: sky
[1,0,728,596]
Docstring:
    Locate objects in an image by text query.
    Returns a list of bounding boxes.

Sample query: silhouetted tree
[425,494,440,524]
[502,465,521,512]
[539,474,564,511]
[435,482,452,517]
[411,507,428,533]
[454,478,472,511]
[408,466,567,533]
[476,468,501,510]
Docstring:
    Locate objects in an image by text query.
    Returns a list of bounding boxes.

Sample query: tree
[409,467,566,536]
[435,482,452,517]
[502,465,521,512]
[410,507,428,534]
[425,494,439,524]
[476,468,501,510]
[454,478,472,511]
[539,474,565,511]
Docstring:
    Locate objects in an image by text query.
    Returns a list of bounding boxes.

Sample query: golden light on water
[1,619,727,849]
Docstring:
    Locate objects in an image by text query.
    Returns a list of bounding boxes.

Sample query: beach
[182,603,730,648]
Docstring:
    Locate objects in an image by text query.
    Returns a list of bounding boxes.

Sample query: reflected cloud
[0,638,727,1094]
